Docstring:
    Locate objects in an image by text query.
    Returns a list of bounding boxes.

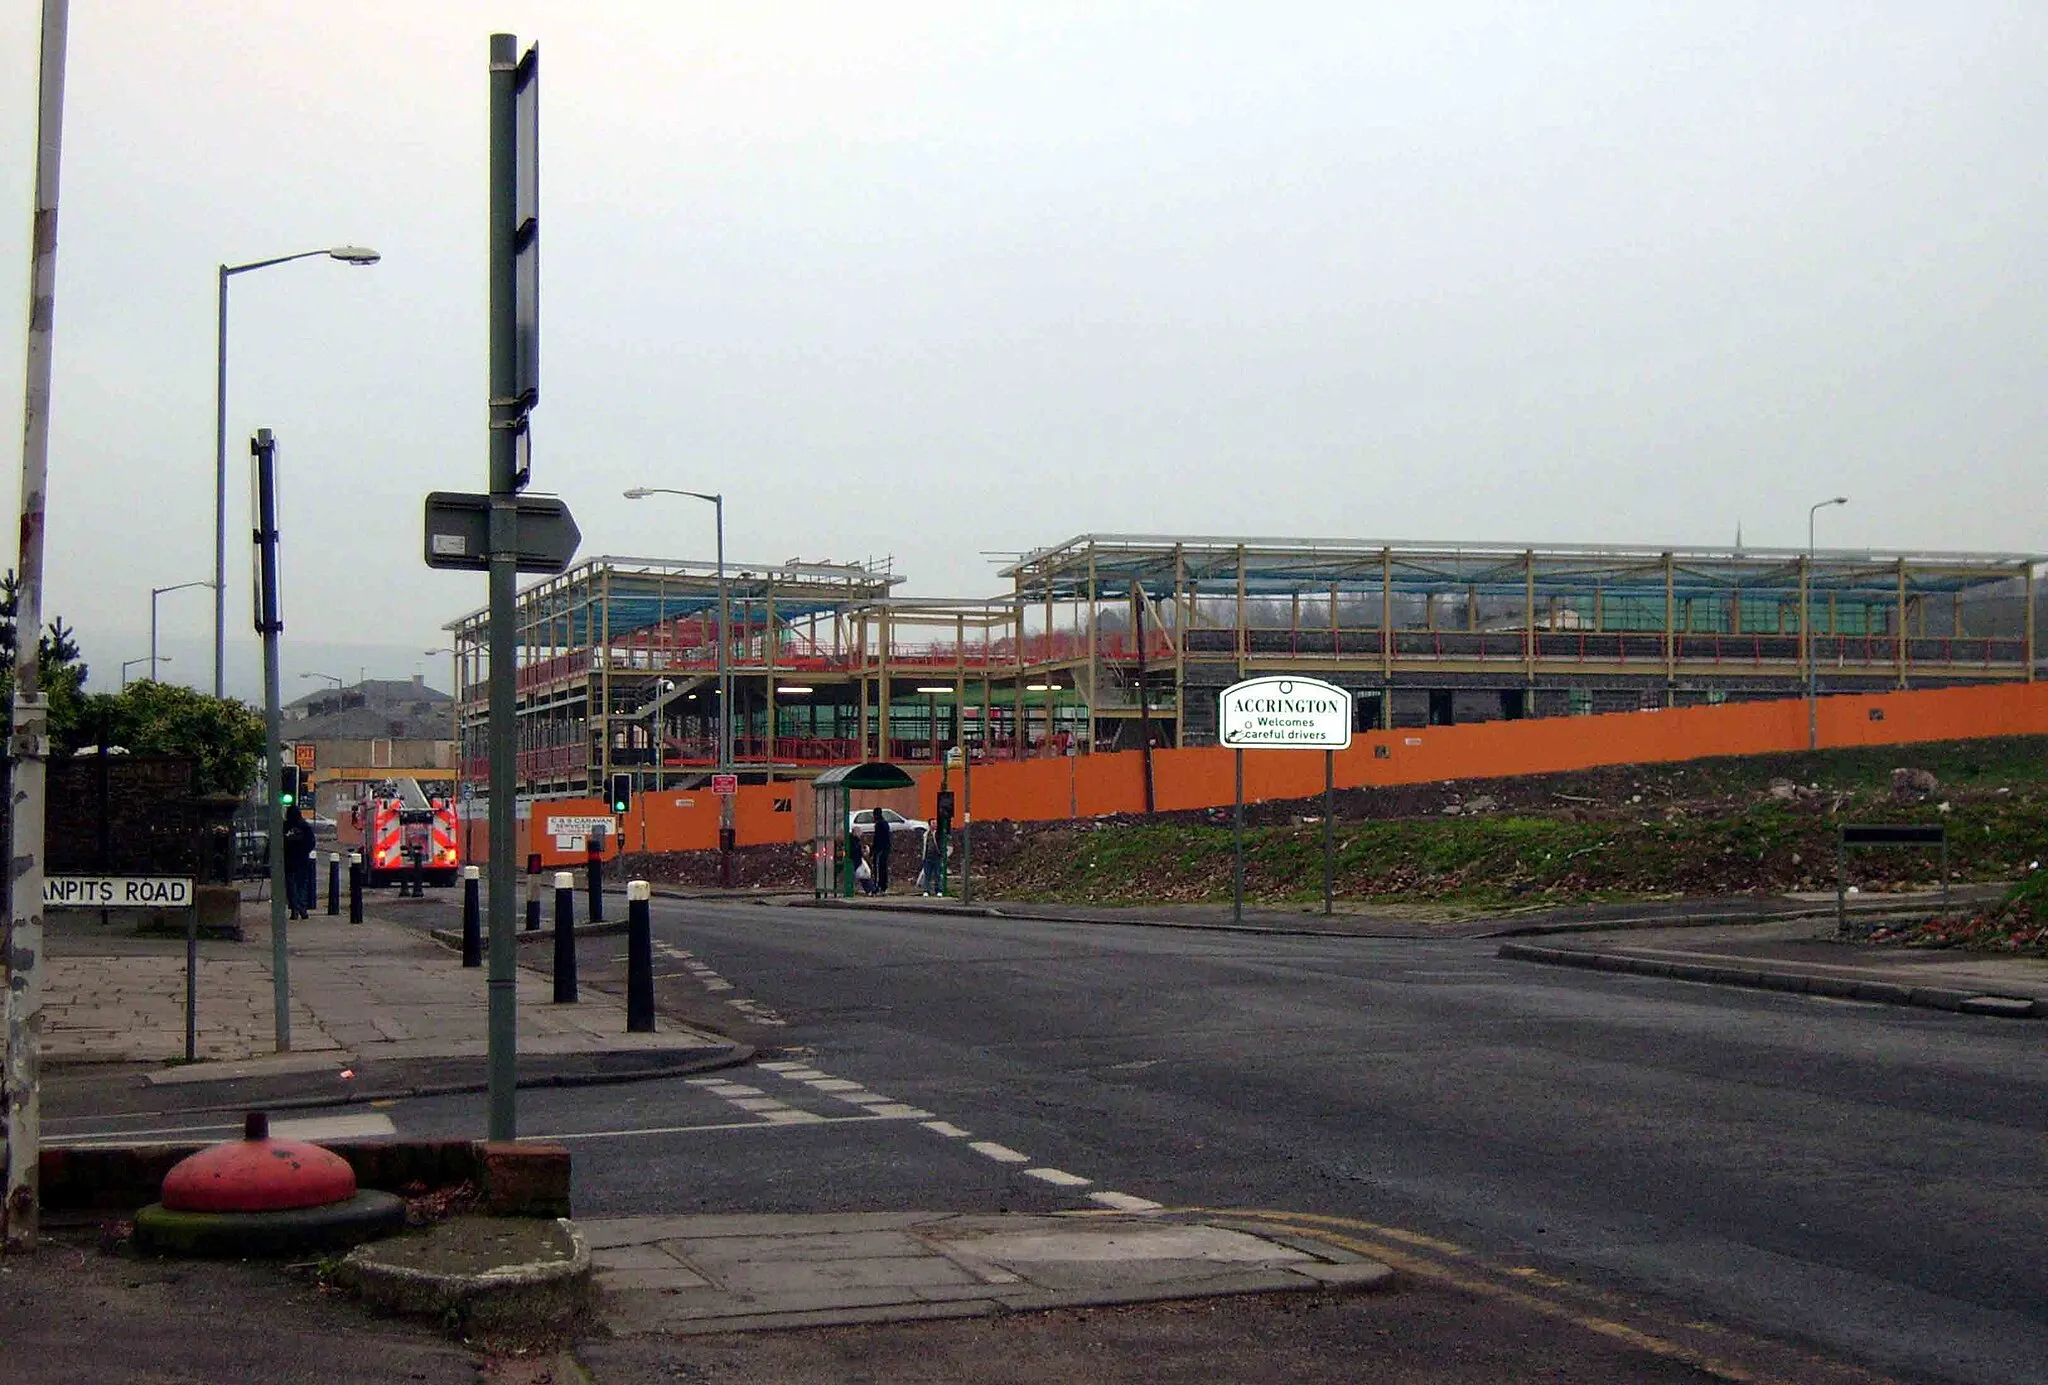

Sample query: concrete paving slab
[581,1211,1392,1336]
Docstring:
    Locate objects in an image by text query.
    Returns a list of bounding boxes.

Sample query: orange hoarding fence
[507,682,2048,860]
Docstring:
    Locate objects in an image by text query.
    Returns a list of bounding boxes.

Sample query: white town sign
[1218,676,1353,751]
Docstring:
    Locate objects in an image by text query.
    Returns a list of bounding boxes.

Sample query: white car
[849,808,929,839]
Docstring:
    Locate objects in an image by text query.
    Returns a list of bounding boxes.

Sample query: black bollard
[408,847,426,899]
[348,853,364,924]
[587,834,605,923]
[461,865,482,967]
[552,871,577,1002]
[326,853,341,916]
[626,879,654,1032]
[525,853,543,932]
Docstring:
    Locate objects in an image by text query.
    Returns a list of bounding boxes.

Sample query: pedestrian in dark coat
[871,808,892,893]
[283,806,317,919]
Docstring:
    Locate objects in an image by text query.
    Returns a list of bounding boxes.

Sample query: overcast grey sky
[2,2,2044,700]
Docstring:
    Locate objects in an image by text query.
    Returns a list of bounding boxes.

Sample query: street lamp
[121,655,167,689]
[214,245,381,699]
[1806,496,1848,751]
[149,580,213,683]
[625,486,732,884]
[299,671,345,689]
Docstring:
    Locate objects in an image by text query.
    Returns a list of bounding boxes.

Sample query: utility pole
[485,33,534,1142]
[252,430,291,1051]
[4,0,70,1253]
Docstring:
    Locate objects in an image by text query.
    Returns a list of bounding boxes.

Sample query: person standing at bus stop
[871,807,892,893]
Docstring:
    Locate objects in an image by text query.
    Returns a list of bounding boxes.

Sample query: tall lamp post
[149,579,213,682]
[214,245,380,699]
[299,671,344,689]
[1806,496,1848,751]
[624,486,732,884]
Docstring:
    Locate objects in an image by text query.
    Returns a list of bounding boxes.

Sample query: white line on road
[529,1112,912,1142]
[968,1141,1031,1164]
[922,1121,971,1138]
[1025,1167,1092,1188]
[1089,1191,1164,1212]
[51,1111,398,1149]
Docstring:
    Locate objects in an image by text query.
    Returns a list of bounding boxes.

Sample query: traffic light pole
[253,428,291,1051]
[484,33,521,1142]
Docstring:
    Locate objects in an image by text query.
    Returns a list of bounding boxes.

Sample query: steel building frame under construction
[450,535,2039,800]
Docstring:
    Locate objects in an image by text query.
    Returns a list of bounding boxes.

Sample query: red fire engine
[344,779,460,886]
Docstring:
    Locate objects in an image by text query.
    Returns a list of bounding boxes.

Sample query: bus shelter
[813,761,917,898]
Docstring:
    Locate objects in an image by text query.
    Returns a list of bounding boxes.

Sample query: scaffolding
[450,535,2041,798]
[999,535,2041,747]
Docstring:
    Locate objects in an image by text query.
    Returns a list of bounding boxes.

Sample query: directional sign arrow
[423,491,581,574]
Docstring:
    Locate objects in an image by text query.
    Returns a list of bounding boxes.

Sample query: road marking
[969,1140,1031,1163]
[757,1060,806,1072]
[274,1112,398,1142]
[727,1097,792,1113]
[48,1119,241,1147]
[922,1121,971,1138]
[1088,1191,1164,1212]
[1024,1167,1091,1188]
[527,1112,910,1142]
[806,1078,867,1092]
[62,1110,409,1149]
[861,1103,933,1119]
[701,1083,763,1097]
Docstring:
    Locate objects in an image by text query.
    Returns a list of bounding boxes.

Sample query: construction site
[446,532,2039,809]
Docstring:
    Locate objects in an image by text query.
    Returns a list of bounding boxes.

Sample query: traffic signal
[280,765,301,807]
[609,772,632,814]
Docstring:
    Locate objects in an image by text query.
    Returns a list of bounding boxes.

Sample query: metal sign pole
[1323,748,1335,916]
[1233,748,1244,923]
[253,429,291,1051]
[484,32,522,1142]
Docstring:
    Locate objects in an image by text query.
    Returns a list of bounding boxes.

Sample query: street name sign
[1219,676,1353,750]
[44,876,193,908]
[423,491,581,574]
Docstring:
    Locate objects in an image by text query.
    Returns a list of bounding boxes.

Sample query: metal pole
[716,495,733,887]
[484,32,521,1142]
[960,747,974,905]
[1233,748,1244,924]
[6,0,68,1249]
[150,588,158,682]
[213,263,227,699]
[1807,508,1816,752]
[1323,749,1334,916]
[254,429,291,1051]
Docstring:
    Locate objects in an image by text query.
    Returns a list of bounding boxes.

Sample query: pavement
[35,896,737,1118]
[786,882,2007,939]
[1498,916,2048,1017]
[579,1211,1390,1335]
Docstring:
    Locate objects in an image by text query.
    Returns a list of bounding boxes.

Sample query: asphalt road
[374,893,2048,1384]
